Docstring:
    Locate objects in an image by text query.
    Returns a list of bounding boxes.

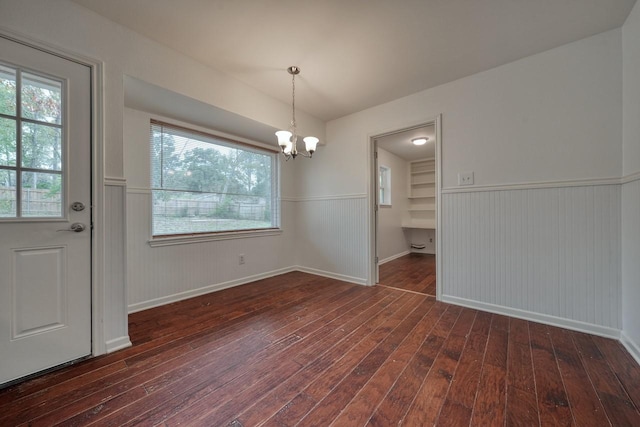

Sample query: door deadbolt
[71,202,85,212]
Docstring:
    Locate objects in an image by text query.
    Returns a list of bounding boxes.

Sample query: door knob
[57,223,86,232]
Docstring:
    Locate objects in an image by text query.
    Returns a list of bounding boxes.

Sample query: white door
[0,36,92,386]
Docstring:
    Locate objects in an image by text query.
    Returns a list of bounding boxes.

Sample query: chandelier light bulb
[283,141,293,155]
[276,130,292,148]
[303,136,319,154]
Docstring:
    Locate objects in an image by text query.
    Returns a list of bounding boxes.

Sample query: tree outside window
[150,121,279,236]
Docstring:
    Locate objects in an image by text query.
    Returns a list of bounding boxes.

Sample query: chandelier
[275,66,319,160]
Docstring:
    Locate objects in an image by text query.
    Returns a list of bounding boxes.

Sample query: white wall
[408,229,436,255]
[295,196,368,284]
[377,148,410,262]
[302,29,622,198]
[442,185,621,335]
[301,29,624,335]
[623,1,640,176]
[622,1,640,362]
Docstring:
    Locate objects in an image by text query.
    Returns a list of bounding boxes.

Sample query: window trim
[148,119,281,244]
[148,227,283,247]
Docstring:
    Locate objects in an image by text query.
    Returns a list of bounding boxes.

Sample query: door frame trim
[0,26,108,357]
[366,114,443,299]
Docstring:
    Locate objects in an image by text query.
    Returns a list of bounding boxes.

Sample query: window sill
[148,228,283,247]
[380,204,392,208]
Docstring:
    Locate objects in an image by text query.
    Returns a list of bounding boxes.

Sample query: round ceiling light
[412,137,429,146]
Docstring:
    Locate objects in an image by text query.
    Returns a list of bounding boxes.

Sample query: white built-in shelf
[402,219,436,229]
[406,158,437,233]
[410,188,436,198]
[412,178,436,185]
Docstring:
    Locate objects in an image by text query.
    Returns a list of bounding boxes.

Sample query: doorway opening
[369,116,441,298]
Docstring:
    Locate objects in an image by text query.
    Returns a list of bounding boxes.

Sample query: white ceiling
[73,0,636,122]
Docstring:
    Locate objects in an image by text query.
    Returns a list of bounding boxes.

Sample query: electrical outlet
[239,254,245,265]
[458,171,474,186]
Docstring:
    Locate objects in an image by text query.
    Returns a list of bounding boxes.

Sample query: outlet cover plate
[458,171,474,186]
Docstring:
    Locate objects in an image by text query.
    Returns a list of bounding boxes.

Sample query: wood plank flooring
[1,267,639,426]
[378,253,436,295]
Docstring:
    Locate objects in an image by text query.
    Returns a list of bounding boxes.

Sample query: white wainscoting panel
[103,182,131,352]
[441,185,621,334]
[295,196,368,284]
[622,177,640,363]
[126,193,297,312]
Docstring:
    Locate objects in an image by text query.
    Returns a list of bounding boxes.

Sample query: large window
[150,120,279,237]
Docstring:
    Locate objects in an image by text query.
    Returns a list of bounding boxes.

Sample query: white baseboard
[127,266,296,313]
[105,336,132,353]
[441,295,620,339]
[379,251,410,265]
[293,266,368,286]
[620,331,640,366]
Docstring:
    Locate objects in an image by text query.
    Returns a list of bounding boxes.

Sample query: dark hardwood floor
[379,253,436,296]
[1,267,639,426]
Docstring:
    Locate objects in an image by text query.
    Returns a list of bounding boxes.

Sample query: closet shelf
[402,219,436,229]
[411,179,436,185]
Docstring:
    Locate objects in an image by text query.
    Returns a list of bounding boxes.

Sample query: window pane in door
[0,65,16,116]
[0,117,16,167]
[21,72,62,125]
[0,170,16,217]
[21,122,62,170]
[21,172,62,217]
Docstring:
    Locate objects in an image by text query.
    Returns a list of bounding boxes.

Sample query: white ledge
[149,228,283,247]
[442,176,622,193]
[281,193,367,202]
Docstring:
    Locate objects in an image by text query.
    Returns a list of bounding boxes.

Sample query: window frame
[148,119,282,246]
[379,164,391,207]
